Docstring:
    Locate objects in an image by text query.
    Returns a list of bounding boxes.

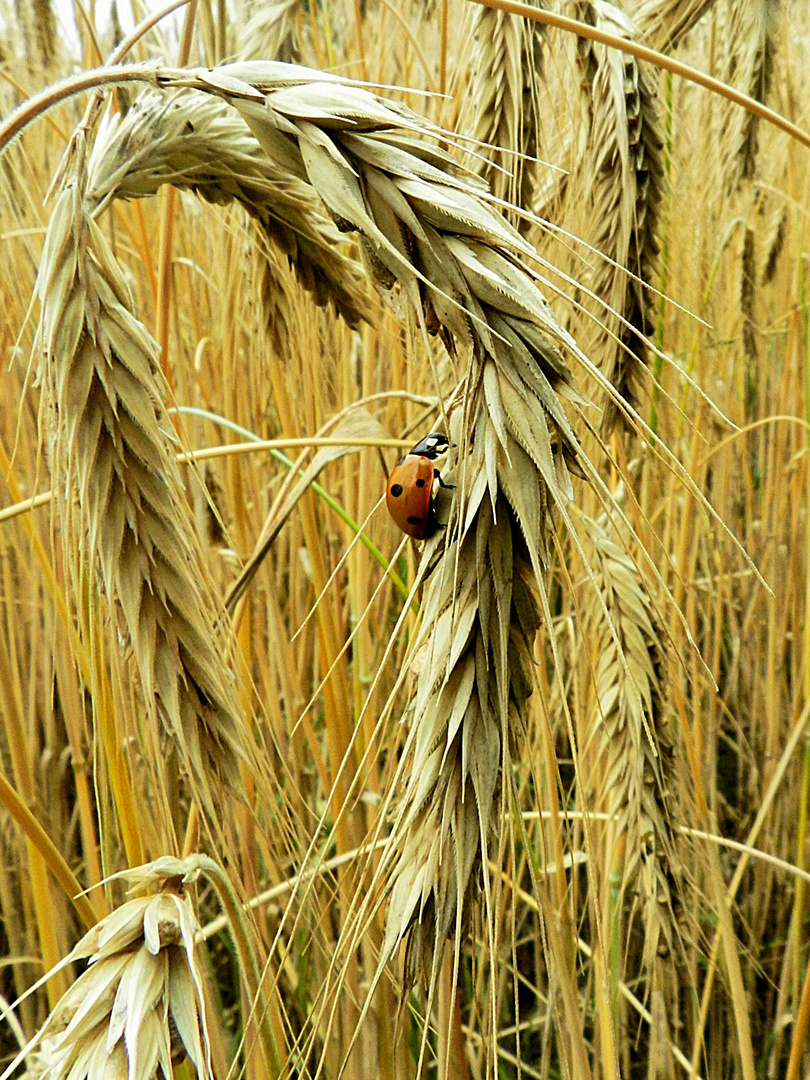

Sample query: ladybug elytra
[386,433,452,540]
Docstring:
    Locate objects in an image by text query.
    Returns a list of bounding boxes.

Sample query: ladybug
[386,433,452,540]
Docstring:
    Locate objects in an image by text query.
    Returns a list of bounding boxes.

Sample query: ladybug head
[407,432,450,460]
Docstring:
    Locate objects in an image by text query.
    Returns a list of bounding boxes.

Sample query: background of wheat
[0,0,808,1077]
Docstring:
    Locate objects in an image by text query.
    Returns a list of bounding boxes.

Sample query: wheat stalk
[36,164,252,822]
[574,0,664,434]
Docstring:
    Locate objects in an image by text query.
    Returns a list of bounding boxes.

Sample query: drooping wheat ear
[575,0,664,435]
[632,0,718,51]
[584,512,681,971]
[467,0,545,226]
[7,858,213,1080]
[36,174,250,819]
[381,483,544,988]
[86,90,369,336]
[720,0,775,190]
[150,63,599,1000]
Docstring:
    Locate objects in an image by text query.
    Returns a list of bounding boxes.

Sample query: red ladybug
[386,433,452,540]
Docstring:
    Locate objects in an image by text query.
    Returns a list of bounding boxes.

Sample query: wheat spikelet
[575,0,664,434]
[232,3,319,352]
[86,90,369,334]
[9,858,213,1080]
[467,1,545,225]
[36,173,250,819]
[584,512,680,970]
[632,0,718,51]
[381,487,543,987]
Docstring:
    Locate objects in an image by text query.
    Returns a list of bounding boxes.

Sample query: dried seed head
[468,2,545,226]
[86,90,369,333]
[19,859,212,1080]
[633,0,716,52]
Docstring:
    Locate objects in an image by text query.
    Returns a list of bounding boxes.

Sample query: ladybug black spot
[390,484,404,497]
[407,516,423,526]
[415,478,426,487]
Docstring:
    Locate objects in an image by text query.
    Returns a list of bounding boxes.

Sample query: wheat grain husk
[86,90,369,335]
[583,512,682,971]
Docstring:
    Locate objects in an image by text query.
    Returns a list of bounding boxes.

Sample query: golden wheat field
[0,0,808,1076]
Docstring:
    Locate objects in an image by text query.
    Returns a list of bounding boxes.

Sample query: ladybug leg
[434,470,454,489]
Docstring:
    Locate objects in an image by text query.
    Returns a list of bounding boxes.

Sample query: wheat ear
[467,1,545,225]
[238,0,303,64]
[584,512,681,971]
[118,68,632,1033]
[154,63,596,1003]
[719,0,775,190]
[1,858,214,1080]
[37,169,250,819]
[575,0,664,434]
